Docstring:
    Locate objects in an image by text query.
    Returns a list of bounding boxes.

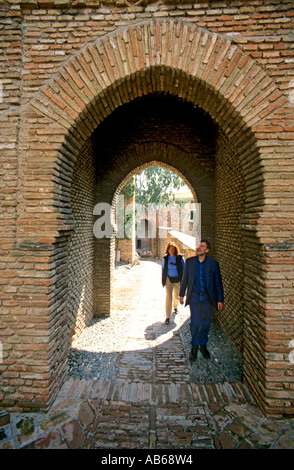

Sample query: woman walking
[162,242,185,324]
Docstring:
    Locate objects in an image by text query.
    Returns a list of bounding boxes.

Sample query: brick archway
[90,134,215,311]
[112,157,199,257]
[114,160,198,206]
[21,19,286,245]
[9,19,293,416]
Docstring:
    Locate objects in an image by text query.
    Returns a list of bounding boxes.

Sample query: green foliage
[120,179,136,199]
[117,179,135,240]
[118,167,186,240]
[135,166,185,207]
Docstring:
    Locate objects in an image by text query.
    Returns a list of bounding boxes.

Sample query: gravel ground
[68,264,134,381]
[181,316,244,383]
[67,262,244,384]
[67,314,132,381]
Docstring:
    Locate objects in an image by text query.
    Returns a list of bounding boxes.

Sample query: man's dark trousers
[189,295,212,348]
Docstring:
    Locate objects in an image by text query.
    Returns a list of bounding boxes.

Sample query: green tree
[135,166,185,207]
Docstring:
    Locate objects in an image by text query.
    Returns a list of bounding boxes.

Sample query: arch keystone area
[29,20,283,147]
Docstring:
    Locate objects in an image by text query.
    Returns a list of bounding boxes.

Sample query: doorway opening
[115,165,197,263]
[67,94,245,384]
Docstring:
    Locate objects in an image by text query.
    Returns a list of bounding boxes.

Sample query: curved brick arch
[33,18,282,135]
[30,18,283,162]
[94,138,214,247]
[113,159,198,206]
[110,152,203,249]
[110,157,200,266]
[23,18,286,242]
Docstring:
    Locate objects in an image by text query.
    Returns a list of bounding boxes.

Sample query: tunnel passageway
[68,258,243,385]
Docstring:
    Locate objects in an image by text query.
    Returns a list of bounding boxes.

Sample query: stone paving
[1,259,294,450]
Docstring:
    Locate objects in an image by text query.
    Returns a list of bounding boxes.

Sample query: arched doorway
[13,20,291,416]
[67,93,245,404]
[114,162,199,261]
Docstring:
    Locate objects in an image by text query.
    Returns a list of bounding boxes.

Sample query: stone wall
[67,139,96,341]
[0,0,293,416]
[215,130,245,352]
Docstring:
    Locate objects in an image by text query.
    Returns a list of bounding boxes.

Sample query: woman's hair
[165,241,179,256]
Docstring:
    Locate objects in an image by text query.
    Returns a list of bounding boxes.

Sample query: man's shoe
[165,318,170,325]
[200,345,210,359]
[189,347,198,361]
[173,308,178,314]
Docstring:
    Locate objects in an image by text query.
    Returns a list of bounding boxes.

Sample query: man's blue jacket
[179,256,224,309]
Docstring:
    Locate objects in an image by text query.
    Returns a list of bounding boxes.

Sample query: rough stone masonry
[0,0,293,417]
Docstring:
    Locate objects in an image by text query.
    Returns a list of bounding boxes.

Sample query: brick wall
[67,138,96,341]
[0,0,293,415]
[215,130,245,352]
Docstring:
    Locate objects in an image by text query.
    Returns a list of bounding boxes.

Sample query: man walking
[179,240,224,361]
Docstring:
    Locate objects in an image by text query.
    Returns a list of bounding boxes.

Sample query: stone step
[57,377,254,406]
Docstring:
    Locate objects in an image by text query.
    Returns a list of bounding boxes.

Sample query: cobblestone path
[1,259,294,450]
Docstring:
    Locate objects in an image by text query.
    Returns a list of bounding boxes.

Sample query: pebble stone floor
[1,258,294,450]
[68,261,244,384]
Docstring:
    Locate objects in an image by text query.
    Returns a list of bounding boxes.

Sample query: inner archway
[115,165,197,262]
